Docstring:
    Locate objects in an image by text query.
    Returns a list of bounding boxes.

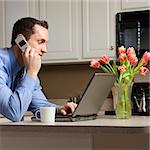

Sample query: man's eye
[38,41,43,44]
[38,39,46,44]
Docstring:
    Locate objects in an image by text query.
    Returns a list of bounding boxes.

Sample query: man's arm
[27,78,58,114]
[0,65,36,122]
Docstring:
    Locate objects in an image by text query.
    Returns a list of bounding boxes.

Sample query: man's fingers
[60,108,67,115]
[24,45,31,57]
[67,102,77,113]
[59,102,78,115]
[29,48,36,57]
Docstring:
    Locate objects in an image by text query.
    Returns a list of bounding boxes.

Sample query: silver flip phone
[15,34,28,52]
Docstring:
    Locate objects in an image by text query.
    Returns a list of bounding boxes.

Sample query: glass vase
[115,84,132,119]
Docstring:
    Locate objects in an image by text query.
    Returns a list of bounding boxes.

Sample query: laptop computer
[55,73,116,122]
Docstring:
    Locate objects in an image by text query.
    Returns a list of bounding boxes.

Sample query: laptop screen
[72,73,116,117]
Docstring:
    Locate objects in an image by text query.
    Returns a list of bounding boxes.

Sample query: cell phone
[15,34,28,52]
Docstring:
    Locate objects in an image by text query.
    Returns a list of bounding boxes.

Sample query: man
[0,17,77,122]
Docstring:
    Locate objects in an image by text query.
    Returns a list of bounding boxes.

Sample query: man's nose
[42,44,47,53]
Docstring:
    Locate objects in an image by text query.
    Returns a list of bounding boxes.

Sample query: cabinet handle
[109,46,114,51]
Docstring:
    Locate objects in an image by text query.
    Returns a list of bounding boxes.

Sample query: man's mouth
[39,53,43,57]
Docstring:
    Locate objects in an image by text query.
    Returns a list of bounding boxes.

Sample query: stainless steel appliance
[116,10,150,58]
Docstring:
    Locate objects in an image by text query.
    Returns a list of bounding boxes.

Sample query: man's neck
[11,45,24,67]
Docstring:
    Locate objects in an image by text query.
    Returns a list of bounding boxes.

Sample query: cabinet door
[0,0,39,47]
[121,0,150,10]
[82,0,117,59]
[0,1,5,47]
[39,0,82,63]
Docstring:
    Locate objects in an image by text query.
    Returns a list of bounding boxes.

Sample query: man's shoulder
[0,47,10,51]
[0,47,11,58]
[0,48,11,59]
[0,47,12,66]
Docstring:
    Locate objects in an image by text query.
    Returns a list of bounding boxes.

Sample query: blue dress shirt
[0,47,57,122]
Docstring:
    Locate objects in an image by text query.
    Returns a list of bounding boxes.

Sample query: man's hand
[22,46,41,79]
[59,102,77,115]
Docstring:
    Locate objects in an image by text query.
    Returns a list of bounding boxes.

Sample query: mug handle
[35,110,40,120]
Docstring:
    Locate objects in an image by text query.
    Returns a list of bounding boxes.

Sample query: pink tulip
[140,66,149,76]
[100,54,110,64]
[118,53,127,62]
[141,52,150,65]
[90,59,100,69]
[118,65,126,72]
[118,46,126,55]
[132,57,138,66]
[128,54,138,66]
[127,47,136,55]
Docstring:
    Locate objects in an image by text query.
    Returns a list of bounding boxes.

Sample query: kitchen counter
[0,115,149,128]
[0,115,149,150]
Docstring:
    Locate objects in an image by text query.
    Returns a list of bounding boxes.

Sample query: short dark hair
[11,17,48,45]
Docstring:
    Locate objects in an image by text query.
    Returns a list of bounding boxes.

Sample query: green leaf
[122,73,130,78]
[112,60,118,75]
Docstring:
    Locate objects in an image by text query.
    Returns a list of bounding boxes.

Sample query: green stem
[100,65,110,73]
[108,63,116,75]
[105,65,113,73]
[115,84,132,119]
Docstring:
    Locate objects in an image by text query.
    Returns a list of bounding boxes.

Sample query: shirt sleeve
[27,78,58,115]
[0,60,58,122]
[0,65,36,121]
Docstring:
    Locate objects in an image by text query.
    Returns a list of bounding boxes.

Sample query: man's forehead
[33,24,48,41]
[33,24,48,33]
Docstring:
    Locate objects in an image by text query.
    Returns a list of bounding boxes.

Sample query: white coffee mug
[35,107,56,123]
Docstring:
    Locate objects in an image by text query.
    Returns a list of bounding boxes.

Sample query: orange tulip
[128,54,138,66]
[90,59,100,69]
[118,53,127,62]
[118,46,126,55]
[141,52,150,65]
[140,66,149,76]
[100,54,110,64]
[127,47,136,55]
[118,65,126,72]
[90,46,150,85]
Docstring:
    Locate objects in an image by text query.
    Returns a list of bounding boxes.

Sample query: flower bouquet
[90,46,150,119]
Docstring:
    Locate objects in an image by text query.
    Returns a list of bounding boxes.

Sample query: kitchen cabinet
[0,0,119,63]
[0,1,4,47]
[0,0,39,48]
[39,0,82,63]
[2,0,150,64]
[121,0,150,10]
[82,0,119,59]
[0,116,149,150]
[40,0,119,63]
